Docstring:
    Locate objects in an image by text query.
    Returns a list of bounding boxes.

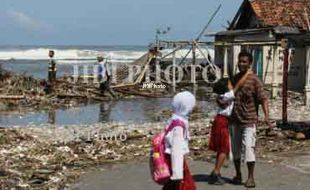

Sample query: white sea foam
[0,48,145,61]
[0,47,214,64]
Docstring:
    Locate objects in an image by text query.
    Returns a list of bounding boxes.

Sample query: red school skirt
[208,114,230,154]
[162,156,196,190]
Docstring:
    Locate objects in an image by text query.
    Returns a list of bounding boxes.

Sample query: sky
[0,0,243,45]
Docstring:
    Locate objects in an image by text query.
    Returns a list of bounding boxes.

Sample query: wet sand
[74,160,310,190]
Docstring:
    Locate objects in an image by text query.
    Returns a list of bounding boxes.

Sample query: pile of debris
[0,71,101,112]
[0,52,176,112]
[0,118,309,189]
[0,125,153,189]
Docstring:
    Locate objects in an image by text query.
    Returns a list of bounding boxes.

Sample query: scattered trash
[1,115,309,189]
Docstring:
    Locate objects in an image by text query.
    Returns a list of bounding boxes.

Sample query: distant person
[163,91,196,190]
[97,54,115,97]
[48,50,57,82]
[230,51,272,188]
[208,70,252,185]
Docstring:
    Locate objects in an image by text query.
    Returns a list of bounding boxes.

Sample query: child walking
[163,91,197,190]
[208,70,252,185]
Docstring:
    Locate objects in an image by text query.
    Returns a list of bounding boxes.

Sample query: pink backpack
[150,119,186,185]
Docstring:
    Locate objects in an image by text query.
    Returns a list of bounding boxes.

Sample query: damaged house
[214,0,310,105]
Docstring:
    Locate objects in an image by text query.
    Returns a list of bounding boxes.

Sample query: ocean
[0,45,147,79]
[0,45,214,79]
[0,45,216,127]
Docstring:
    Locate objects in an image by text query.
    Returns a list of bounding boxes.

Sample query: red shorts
[208,115,230,154]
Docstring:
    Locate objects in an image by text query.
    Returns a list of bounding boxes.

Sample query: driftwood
[0,95,25,100]
[125,134,147,141]
[114,88,170,98]
[56,94,87,99]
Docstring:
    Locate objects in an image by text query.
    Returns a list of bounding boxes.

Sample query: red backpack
[150,119,186,185]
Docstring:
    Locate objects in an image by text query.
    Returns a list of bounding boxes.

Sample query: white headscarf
[172,91,196,117]
[164,91,196,164]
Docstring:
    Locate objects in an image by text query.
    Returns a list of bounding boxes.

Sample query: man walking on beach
[230,51,272,188]
[48,50,57,82]
[97,54,115,97]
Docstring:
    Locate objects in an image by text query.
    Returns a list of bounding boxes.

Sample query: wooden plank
[214,41,281,46]
[0,95,25,100]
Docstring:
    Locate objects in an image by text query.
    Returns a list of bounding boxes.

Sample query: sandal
[232,176,242,185]
[213,174,225,185]
[208,171,216,184]
[209,171,225,185]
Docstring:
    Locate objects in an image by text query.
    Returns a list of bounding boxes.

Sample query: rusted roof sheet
[251,0,310,30]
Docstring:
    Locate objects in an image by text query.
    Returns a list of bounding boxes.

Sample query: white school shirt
[217,90,235,117]
[164,114,190,180]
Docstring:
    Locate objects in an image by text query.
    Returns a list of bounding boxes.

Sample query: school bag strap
[164,119,186,137]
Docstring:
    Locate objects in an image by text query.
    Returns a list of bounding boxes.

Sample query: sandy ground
[74,160,310,190]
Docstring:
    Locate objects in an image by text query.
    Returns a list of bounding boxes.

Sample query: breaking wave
[0,47,214,64]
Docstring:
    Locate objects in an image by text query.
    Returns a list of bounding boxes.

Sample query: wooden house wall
[215,43,307,92]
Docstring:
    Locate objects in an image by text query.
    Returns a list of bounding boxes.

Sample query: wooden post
[271,45,278,98]
[172,50,176,93]
[233,45,241,76]
[223,46,229,78]
[192,42,197,95]
[281,39,289,124]
[192,43,196,65]
[305,46,310,105]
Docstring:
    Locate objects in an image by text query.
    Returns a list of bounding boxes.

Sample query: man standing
[97,54,115,97]
[231,51,272,188]
[48,50,57,82]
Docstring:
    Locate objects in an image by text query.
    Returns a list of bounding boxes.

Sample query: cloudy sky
[0,0,243,45]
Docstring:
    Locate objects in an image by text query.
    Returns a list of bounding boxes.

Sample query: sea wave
[0,47,214,63]
[0,48,145,61]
